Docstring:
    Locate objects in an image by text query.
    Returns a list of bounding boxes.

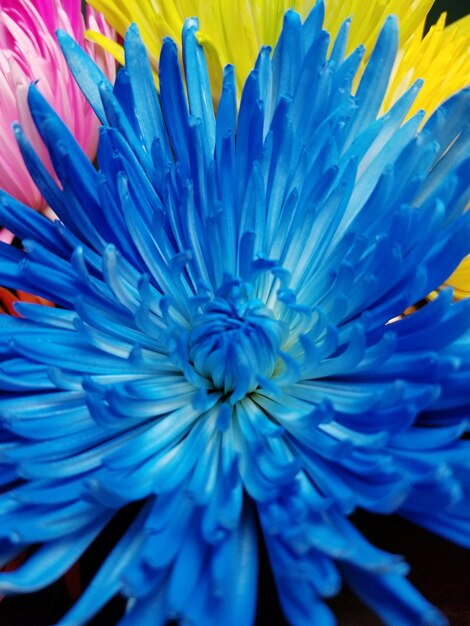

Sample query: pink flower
[0,0,115,233]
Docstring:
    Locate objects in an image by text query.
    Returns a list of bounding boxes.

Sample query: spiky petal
[0,0,115,217]
[0,10,469,626]
[85,0,470,118]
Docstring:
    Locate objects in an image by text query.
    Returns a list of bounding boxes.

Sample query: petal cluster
[0,0,115,216]
[383,11,470,118]
[86,0,470,117]
[86,0,470,302]
[0,6,469,626]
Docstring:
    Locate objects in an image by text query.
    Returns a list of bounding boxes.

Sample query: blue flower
[0,4,470,625]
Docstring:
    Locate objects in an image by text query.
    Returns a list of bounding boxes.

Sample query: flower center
[188,297,286,403]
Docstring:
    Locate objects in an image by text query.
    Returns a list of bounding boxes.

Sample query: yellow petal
[383,12,470,118]
[85,1,469,116]
[445,256,470,300]
[85,29,125,67]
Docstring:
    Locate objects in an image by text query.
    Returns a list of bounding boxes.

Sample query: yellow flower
[85,0,469,113]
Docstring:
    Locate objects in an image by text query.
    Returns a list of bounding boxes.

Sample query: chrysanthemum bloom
[0,0,115,218]
[0,7,470,625]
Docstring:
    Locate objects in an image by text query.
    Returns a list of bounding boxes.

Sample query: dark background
[427,0,470,27]
[1,1,470,625]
